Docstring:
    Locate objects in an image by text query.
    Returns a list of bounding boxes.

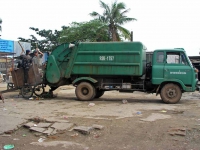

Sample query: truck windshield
[180,53,188,65]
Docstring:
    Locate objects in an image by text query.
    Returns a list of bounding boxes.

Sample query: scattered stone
[168,127,186,132]
[92,124,104,130]
[38,137,45,142]
[88,103,95,107]
[174,132,186,136]
[51,122,73,131]
[13,138,20,140]
[73,126,93,135]
[70,133,79,137]
[30,127,46,133]
[168,127,187,136]
[30,117,47,123]
[4,130,14,134]
[37,123,52,128]
[122,99,128,104]
[169,131,186,136]
[93,133,100,138]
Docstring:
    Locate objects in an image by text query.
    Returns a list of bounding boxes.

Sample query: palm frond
[117,25,131,40]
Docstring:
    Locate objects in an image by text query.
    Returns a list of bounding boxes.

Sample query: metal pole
[131,31,133,41]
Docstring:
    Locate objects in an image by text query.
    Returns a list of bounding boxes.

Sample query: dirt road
[0,84,200,150]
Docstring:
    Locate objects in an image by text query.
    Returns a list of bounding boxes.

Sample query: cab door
[164,52,192,85]
[152,51,165,84]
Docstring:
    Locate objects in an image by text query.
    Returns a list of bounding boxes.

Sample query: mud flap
[0,93,4,103]
[156,85,161,96]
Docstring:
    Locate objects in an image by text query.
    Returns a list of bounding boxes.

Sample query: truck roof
[154,48,185,52]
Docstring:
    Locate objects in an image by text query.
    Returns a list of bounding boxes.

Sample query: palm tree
[90,0,136,41]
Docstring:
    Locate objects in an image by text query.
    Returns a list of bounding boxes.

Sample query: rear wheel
[160,83,182,104]
[21,86,33,99]
[75,82,96,101]
[95,89,104,98]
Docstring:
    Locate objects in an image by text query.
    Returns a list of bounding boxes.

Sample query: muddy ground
[0,83,200,150]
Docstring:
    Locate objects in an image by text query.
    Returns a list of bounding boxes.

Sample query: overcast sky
[1,0,200,56]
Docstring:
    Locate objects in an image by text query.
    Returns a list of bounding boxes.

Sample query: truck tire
[21,86,33,99]
[160,83,182,104]
[75,82,96,101]
[95,89,104,98]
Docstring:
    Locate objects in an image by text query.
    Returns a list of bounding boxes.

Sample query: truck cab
[151,49,198,103]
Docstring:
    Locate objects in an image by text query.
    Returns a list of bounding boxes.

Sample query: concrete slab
[37,123,52,128]
[51,122,73,130]
[43,128,54,135]
[30,127,46,133]
[73,126,93,135]
[0,115,26,134]
[50,129,57,135]
[92,124,104,130]
[24,122,35,128]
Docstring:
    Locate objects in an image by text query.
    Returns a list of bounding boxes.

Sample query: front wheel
[75,82,96,101]
[160,83,182,104]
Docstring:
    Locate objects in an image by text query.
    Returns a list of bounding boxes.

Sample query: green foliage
[90,0,136,41]
[59,19,110,43]
[18,26,67,52]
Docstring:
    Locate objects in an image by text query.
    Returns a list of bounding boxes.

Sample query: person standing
[21,50,32,85]
[32,48,43,67]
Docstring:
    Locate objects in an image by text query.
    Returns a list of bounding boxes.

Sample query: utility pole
[130,31,133,41]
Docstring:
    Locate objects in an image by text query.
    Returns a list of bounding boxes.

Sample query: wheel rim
[22,86,33,98]
[82,87,89,95]
[166,88,176,98]
[75,82,96,101]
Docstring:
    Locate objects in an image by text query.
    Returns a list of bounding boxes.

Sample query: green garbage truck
[45,42,198,104]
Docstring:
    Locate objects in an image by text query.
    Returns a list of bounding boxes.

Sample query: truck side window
[166,53,179,64]
[157,52,164,63]
[166,52,187,65]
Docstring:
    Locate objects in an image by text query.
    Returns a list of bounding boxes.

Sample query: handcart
[0,64,45,102]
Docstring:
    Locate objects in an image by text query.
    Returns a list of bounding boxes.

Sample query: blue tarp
[0,39,14,53]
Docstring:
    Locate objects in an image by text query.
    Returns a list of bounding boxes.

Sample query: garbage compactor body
[45,42,146,85]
